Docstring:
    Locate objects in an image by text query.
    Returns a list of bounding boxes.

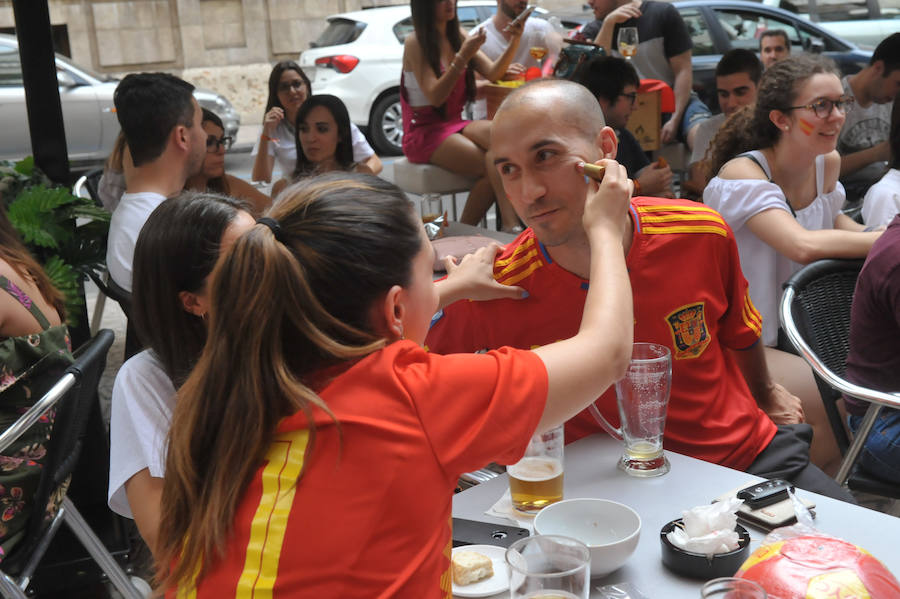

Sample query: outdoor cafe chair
[0,329,144,599]
[780,258,900,498]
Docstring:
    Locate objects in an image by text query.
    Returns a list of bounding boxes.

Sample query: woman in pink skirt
[402,0,523,229]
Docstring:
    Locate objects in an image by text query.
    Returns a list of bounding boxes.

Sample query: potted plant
[0,157,110,331]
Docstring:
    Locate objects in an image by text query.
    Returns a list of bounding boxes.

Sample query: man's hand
[660,118,679,145]
[443,243,526,302]
[758,382,805,425]
[603,0,642,26]
[636,162,673,197]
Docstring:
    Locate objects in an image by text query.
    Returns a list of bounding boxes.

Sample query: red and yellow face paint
[797,118,815,136]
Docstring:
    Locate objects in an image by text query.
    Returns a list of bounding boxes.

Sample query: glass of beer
[508,425,564,515]
[529,46,548,70]
[506,535,590,599]
[420,193,443,224]
[617,27,639,59]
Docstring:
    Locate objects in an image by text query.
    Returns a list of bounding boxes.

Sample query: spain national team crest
[665,302,710,359]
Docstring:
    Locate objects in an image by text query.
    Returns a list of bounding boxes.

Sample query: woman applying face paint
[703,55,882,476]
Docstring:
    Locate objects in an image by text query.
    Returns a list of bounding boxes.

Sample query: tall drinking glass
[701,577,767,598]
[507,535,590,599]
[617,27,639,59]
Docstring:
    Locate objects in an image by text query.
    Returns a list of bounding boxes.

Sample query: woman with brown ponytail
[704,55,882,474]
[402,0,523,229]
[156,168,633,597]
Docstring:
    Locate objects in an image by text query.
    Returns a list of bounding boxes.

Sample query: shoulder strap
[737,151,771,181]
[737,151,796,217]
[814,154,825,196]
[0,275,52,330]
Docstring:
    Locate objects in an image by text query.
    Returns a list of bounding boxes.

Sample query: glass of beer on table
[506,535,590,599]
[508,425,564,515]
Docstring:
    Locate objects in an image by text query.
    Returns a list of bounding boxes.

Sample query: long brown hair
[410,0,476,112]
[0,208,65,321]
[708,54,839,178]
[156,173,423,590]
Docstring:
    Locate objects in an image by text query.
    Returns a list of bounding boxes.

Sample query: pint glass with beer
[508,425,564,515]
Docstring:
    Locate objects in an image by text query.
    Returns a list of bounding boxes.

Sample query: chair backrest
[781,259,865,454]
[8,330,115,565]
[73,168,104,209]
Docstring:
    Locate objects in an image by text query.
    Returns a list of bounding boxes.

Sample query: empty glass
[701,577,767,598]
[507,535,590,599]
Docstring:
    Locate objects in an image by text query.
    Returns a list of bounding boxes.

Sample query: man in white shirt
[106,73,207,292]
[684,49,762,197]
[838,33,900,205]
[470,0,561,119]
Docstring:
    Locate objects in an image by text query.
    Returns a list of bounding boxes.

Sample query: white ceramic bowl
[533,498,641,577]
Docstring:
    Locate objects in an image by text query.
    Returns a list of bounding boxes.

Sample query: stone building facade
[0,0,397,72]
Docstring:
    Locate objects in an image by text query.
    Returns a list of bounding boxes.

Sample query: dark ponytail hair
[410,0,475,113]
[157,173,423,589]
[708,54,840,178]
[131,191,250,386]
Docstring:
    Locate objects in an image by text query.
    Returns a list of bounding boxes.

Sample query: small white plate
[451,544,509,598]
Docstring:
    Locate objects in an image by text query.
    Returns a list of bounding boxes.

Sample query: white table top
[452,434,900,598]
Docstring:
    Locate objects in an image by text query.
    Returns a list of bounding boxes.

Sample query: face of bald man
[491,81,615,248]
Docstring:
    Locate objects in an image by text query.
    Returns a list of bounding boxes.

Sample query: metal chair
[0,329,144,599]
[780,258,900,497]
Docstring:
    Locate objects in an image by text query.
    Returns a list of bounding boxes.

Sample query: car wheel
[370,91,403,156]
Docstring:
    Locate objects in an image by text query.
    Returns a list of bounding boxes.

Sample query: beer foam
[508,456,563,481]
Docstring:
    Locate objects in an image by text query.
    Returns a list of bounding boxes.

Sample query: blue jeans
[848,409,900,485]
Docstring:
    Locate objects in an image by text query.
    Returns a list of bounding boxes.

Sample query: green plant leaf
[43,255,85,327]
[14,156,34,176]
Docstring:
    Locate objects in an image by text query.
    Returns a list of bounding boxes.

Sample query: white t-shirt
[107,350,176,519]
[690,112,725,165]
[105,191,167,292]
[251,119,375,178]
[862,168,900,228]
[838,75,892,199]
[704,151,844,346]
[471,17,557,119]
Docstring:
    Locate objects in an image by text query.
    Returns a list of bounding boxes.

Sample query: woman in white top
[401,0,523,230]
[250,62,382,183]
[108,192,256,558]
[704,55,882,474]
[862,99,900,228]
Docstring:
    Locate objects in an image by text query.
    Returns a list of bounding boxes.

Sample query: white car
[761,0,899,49]
[299,2,503,156]
[0,34,240,170]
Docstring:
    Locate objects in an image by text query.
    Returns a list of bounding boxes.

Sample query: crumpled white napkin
[666,497,743,556]
[485,490,536,532]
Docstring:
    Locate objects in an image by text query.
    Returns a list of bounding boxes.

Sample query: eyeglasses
[206,135,233,152]
[619,92,637,106]
[278,80,306,93]
[786,96,855,119]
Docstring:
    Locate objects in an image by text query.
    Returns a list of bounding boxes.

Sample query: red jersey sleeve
[393,345,548,475]
[716,220,763,350]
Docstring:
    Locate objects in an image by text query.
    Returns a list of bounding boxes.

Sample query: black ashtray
[660,519,751,579]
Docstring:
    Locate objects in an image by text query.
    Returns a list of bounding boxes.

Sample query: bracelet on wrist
[260,134,275,143]
[632,178,641,196]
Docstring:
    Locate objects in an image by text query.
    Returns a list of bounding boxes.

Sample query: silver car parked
[0,34,240,170]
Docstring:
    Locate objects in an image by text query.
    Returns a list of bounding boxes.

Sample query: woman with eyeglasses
[250,62,382,184]
[185,109,271,215]
[704,55,882,474]
[402,0,524,230]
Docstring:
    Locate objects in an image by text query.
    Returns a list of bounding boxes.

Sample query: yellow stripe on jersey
[642,225,728,237]
[495,237,537,268]
[439,516,453,598]
[639,213,727,227]
[236,429,310,598]
[499,260,543,286]
[636,204,722,216]
[497,247,540,278]
[742,293,762,336]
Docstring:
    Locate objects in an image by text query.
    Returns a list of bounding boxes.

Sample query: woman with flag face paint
[703,54,882,476]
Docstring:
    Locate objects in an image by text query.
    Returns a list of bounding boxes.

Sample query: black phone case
[452,518,530,548]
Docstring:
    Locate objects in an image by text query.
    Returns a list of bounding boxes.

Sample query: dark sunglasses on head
[278,80,306,93]
[206,135,233,152]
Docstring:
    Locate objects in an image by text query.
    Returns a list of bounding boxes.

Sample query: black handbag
[553,39,606,80]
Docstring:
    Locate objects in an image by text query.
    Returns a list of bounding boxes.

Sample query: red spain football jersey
[167,342,546,598]
[427,197,776,470]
